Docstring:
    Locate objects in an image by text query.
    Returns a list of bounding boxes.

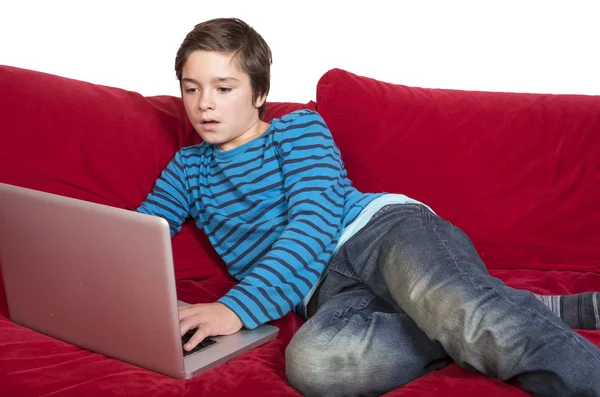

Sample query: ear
[254,93,267,109]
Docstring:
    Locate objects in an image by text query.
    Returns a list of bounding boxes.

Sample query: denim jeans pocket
[373,203,427,219]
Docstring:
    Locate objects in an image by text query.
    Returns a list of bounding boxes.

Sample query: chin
[196,132,222,145]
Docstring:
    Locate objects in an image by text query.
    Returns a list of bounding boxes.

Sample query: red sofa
[1,64,599,396]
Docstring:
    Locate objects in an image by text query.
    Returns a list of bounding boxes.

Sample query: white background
[1,0,599,102]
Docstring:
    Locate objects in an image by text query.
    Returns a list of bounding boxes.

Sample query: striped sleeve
[218,111,344,328]
[136,151,190,236]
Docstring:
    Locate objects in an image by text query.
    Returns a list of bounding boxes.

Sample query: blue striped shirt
[137,110,382,328]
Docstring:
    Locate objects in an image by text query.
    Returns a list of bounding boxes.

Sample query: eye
[184,87,198,94]
[217,87,232,94]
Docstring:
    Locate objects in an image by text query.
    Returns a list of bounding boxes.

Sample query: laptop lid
[0,182,283,379]
[0,182,279,378]
[0,182,188,377]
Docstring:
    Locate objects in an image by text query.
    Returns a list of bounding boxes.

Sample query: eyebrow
[182,77,239,85]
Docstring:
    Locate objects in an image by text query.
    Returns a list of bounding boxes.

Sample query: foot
[534,292,600,330]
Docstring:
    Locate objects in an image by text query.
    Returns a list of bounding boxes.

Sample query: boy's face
[181,50,268,151]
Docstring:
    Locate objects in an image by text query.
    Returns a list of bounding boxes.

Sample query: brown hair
[175,18,272,119]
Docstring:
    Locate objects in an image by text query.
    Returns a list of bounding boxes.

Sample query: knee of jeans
[285,326,338,397]
[285,309,431,397]
[286,313,385,397]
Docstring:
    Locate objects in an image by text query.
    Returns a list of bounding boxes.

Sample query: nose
[198,90,215,111]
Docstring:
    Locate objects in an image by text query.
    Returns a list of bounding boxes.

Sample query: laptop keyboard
[181,329,217,356]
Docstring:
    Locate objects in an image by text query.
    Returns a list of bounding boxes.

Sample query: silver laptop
[0,182,279,379]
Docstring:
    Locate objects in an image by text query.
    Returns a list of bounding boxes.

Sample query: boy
[137,17,600,397]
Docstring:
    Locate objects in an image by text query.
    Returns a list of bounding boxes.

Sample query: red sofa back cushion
[316,68,600,272]
[0,65,315,280]
[0,66,194,208]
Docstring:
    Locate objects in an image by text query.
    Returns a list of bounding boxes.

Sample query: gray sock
[534,292,600,330]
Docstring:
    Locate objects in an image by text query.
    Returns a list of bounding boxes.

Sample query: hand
[178,302,243,351]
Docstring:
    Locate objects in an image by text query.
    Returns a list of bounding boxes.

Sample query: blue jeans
[286,204,600,397]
